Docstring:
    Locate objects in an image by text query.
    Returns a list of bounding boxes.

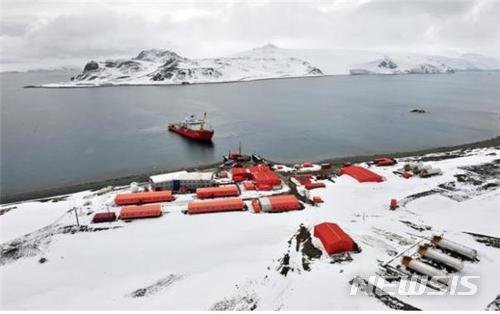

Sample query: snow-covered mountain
[349,53,500,75]
[36,45,500,87]
[40,45,323,87]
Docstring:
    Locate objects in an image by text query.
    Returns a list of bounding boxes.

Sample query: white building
[150,171,214,191]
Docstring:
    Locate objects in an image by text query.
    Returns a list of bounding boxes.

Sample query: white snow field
[1,147,499,310]
[36,45,500,88]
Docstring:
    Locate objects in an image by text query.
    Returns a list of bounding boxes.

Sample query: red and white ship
[168,112,214,142]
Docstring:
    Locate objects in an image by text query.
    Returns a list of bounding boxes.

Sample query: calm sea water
[1,70,499,198]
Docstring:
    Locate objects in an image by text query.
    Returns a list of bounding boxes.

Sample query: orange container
[196,184,239,199]
[114,190,172,206]
[187,198,244,214]
[260,194,300,213]
[119,204,162,220]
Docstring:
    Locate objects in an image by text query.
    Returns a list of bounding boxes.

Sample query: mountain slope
[349,53,500,75]
[40,46,323,87]
[36,45,500,87]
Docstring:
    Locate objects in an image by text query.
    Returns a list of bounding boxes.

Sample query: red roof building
[92,212,117,223]
[196,184,240,199]
[119,204,162,220]
[187,198,244,214]
[339,165,384,183]
[249,165,281,190]
[314,222,355,255]
[114,191,173,206]
[232,167,252,182]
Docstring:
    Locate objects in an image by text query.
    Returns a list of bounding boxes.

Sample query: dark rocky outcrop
[83,60,99,72]
[410,109,427,114]
[308,67,323,75]
[378,57,398,69]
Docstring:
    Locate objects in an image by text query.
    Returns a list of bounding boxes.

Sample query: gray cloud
[1,0,499,70]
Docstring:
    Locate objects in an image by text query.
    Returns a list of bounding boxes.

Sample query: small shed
[92,212,116,223]
[314,222,354,255]
[373,157,397,167]
[312,196,324,204]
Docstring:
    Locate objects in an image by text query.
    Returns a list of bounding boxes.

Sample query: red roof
[232,167,252,182]
[243,181,255,190]
[339,165,383,183]
[312,196,324,203]
[188,198,244,214]
[373,157,396,166]
[114,190,173,205]
[249,165,281,187]
[196,184,239,199]
[92,212,116,223]
[314,222,354,255]
[119,204,162,220]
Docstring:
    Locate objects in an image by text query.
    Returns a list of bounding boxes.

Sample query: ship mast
[200,112,207,130]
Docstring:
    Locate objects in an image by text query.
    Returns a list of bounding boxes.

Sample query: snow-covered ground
[1,147,499,310]
[35,45,500,87]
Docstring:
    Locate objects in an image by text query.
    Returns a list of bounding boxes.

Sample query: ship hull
[168,124,214,141]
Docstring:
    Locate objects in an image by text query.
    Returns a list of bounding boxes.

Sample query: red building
[232,167,252,182]
[196,184,240,199]
[187,198,244,214]
[314,222,355,255]
[252,194,301,213]
[249,165,282,190]
[119,204,162,220]
[114,191,173,206]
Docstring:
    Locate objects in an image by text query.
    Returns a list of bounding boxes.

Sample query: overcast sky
[1,0,499,70]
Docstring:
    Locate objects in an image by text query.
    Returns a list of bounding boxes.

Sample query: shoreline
[2,135,499,205]
[22,69,497,89]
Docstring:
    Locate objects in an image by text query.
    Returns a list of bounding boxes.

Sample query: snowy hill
[39,45,323,88]
[349,53,500,75]
[35,45,500,87]
[1,147,499,310]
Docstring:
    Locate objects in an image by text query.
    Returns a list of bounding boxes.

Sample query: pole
[73,206,80,226]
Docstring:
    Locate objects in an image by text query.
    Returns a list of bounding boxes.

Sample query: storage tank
[187,198,244,214]
[402,256,449,284]
[431,235,477,260]
[130,182,139,193]
[418,245,464,271]
[420,167,442,177]
[259,194,300,213]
